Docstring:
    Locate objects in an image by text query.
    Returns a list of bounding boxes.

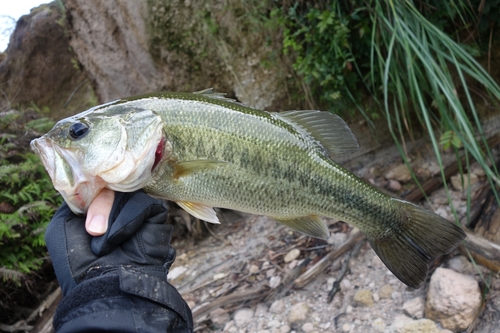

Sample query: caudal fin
[368,199,466,288]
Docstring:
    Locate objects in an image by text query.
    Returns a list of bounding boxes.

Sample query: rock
[388,179,402,191]
[284,249,300,263]
[267,319,280,328]
[327,232,347,247]
[249,264,260,274]
[233,308,255,328]
[269,276,281,289]
[270,299,286,314]
[371,318,386,332]
[64,0,292,110]
[288,302,309,324]
[209,308,230,328]
[386,164,412,183]
[400,319,439,333]
[445,256,474,275]
[450,173,478,191]
[402,297,424,319]
[425,268,481,331]
[301,322,314,332]
[280,325,291,333]
[353,289,374,307]
[379,284,393,299]
[0,2,94,117]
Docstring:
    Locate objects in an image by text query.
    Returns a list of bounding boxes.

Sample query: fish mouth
[31,136,105,214]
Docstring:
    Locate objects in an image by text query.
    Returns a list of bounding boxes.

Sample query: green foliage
[0,116,62,283]
[279,1,368,107]
[277,0,500,195]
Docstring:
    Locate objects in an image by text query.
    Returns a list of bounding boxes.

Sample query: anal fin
[176,201,220,224]
[273,215,329,240]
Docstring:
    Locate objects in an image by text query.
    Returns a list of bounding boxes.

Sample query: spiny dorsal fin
[274,110,359,156]
[194,88,243,105]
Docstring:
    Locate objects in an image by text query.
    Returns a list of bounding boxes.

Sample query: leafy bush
[0,113,62,282]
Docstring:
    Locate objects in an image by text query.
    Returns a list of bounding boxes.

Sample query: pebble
[249,264,260,274]
[288,302,309,324]
[269,276,281,289]
[402,297,424,319]
[425,268,481,331]
[388,179,402,191]
[385,164,412,182]
[379,284,393,299]
[209,308,230,328]
[398,318,439,333]
[445,255,474,275]
[373,292,380,303]
[301,322,314,332]
[270,299,286,314]
[342,323,352,332]
[280,325,291,333]
[284,249,300,263]
[450,172,478,191]
[267,319,280,328]
[234,308,255,328]
[371,317,386,332]
[353,289,374,307]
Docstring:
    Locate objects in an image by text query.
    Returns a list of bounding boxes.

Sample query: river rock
[450,173,478,191]
[353,289,374,307]
[425,268,481,331]
[288,302,309,324]
[284,249,300,263]
[270,299,286,314]
[403,297,424,319]
[386,164,412,183]
[379,283,393,299]
[233,307,255,328]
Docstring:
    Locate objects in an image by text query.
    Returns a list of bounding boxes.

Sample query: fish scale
[31,89,466,288]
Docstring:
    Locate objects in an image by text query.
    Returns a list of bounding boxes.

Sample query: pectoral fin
[176,201,220,224]
[273,215,329,240]
[173,160,227,179]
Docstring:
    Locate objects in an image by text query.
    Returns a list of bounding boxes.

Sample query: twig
[327,239,365,303]
[192,285,269,319]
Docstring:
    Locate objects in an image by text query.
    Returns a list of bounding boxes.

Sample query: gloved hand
[45,190,193,332]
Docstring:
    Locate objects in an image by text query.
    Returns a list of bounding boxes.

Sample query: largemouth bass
[31,89,465,288]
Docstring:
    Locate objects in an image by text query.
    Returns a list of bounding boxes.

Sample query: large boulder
[0,2,95,118]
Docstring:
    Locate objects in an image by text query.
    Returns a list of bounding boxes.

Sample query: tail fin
[368,199,466,288]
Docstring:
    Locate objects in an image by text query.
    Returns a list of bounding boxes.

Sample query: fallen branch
[460,231,500,274]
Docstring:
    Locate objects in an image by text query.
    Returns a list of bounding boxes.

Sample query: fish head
[31,102,165,214]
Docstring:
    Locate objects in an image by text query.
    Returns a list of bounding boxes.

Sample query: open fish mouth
[31,136,105,214]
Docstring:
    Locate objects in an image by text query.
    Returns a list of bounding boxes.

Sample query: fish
[31,88,466,288]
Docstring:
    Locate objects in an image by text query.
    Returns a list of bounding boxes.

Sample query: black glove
[45,191,193,333]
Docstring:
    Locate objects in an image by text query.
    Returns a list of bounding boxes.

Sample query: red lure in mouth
[152,137,165,171]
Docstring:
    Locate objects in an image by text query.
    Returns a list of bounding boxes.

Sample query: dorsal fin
[273,110,359,156]
[193,88,243,105]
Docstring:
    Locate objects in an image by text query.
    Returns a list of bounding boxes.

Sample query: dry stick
[192,285,269,319]
[327,239,366,303]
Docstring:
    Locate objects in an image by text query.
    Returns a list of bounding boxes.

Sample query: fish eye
[69,122,89,140]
